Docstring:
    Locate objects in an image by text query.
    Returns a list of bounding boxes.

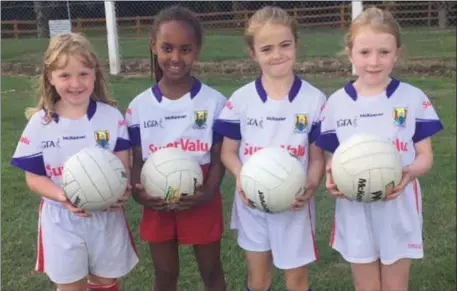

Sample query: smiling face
[47,54,96,107]
[151,20,200,82]
[249,22,296,79]
[348,26,400,87]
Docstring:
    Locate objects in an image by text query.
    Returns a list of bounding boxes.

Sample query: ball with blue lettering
[62,146,128,211]
[141,147,203,204]
[331,134,402,202]
[240,147,307,213]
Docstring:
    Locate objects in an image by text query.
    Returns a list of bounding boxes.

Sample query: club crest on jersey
[94,130,110,148]
[294,114,308,133]
[193,110,208,129]
[393,107,407,127]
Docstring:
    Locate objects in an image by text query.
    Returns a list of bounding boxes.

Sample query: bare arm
[221,137,242,178]
[204,141,225,192]
[408,138,434,178]
[306,143,325,190]
[130,146,144,204]
[25,172,65,202]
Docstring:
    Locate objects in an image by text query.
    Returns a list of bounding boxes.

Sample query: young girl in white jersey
[214,6,326,291]
[125,6,227,291]
[317,7,444,291]
[10,33,138,291]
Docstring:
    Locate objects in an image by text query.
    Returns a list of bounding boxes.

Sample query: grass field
[1,27,456,62]
[1,73,455,291]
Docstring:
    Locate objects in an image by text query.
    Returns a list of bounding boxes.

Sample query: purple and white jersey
[213,76,326,169]
[317,79,444,166]
[125,79,226,165]
[11,100,130,195]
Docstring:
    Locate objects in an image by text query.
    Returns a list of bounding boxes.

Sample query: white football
[62,146,128,211]
[331,134,402,202]
[240,147,306,213]
[141,147,203,203]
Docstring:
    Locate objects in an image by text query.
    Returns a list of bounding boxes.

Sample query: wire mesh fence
[2,1,456,39]
[1,1,456,67]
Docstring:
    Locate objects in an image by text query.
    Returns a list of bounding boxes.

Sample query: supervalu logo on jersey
[94,130,110,148]
[393,107,407,127]
[294,113,308,133]
[193,110,208,129]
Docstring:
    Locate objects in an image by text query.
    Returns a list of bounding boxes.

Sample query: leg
[87,275,118,291]
[85,210,138,290]
[176,191,225,290]
[380,259,411,291]
[245,251,273,291]
[149,241,180,291]
[268,200,318,291]
[193,241,226,291]
[284,265,310,291]
[351,261,382,291]
[56,279,87,291]
[39,201,90,287]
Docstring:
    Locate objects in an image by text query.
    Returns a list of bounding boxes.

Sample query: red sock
[87,279,119,291]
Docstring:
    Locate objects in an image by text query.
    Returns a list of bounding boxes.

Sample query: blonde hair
[345,6,401,50]
[244,6,298,50]
[26,32,116,122]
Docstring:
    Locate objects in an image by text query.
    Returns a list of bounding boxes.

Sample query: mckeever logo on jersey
[125,79,227,165]
[213,75,327,170]
[316,79,444,167]
[10,100,131,202]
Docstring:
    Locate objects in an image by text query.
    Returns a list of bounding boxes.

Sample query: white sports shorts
[35,199,139,284]
[330,179,424,265]
[231,192,319,270]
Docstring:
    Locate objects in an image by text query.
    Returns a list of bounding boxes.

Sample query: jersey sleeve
[212,93,228,144]
[114,109,131,152]
[308,92,327,144]
[212,93,242,140]
[125,100,141,148]
[412,91,444,143]
[10,112,47,176]
[316,97,339,153]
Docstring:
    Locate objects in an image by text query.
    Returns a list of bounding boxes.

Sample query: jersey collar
[344,78,400,101]
[255,75,302,103]
[151,77,202,103]
[51,98,97,123]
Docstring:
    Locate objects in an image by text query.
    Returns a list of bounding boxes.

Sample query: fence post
[104,1,121,75]
[351,1,363,75]
[13,20,19,39]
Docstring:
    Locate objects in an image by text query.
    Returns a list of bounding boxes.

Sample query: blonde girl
[317,7,444,291]
[214,6,326,291]
[11,33,138,291]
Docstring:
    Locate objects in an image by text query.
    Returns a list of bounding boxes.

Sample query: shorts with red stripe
[140,164,224,245]
[330,179,424,265]
[36,200,139,284]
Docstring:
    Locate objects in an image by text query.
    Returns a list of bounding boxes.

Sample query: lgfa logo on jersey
[193,110,208,129]
[393,107,407,127]
[94,130,110,148]
[294,114,308,133]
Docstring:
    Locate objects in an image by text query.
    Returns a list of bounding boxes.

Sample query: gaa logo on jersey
[193,110,208,129]
[94,130,110,149]
[294,114,308,133]
[393,107,407,127]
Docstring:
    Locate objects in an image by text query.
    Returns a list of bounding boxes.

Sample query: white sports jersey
[316,79,444,264]
[213,76,326,269]
[11,100,130,205]
[317,79,444,164]
[125,78,226,164]
[214,75,326,168]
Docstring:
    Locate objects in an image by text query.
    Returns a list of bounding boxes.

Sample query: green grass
[1,74,456,291]
[1,27,456,63]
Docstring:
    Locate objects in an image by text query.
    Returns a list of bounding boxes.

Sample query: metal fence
[2,1,456,39]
